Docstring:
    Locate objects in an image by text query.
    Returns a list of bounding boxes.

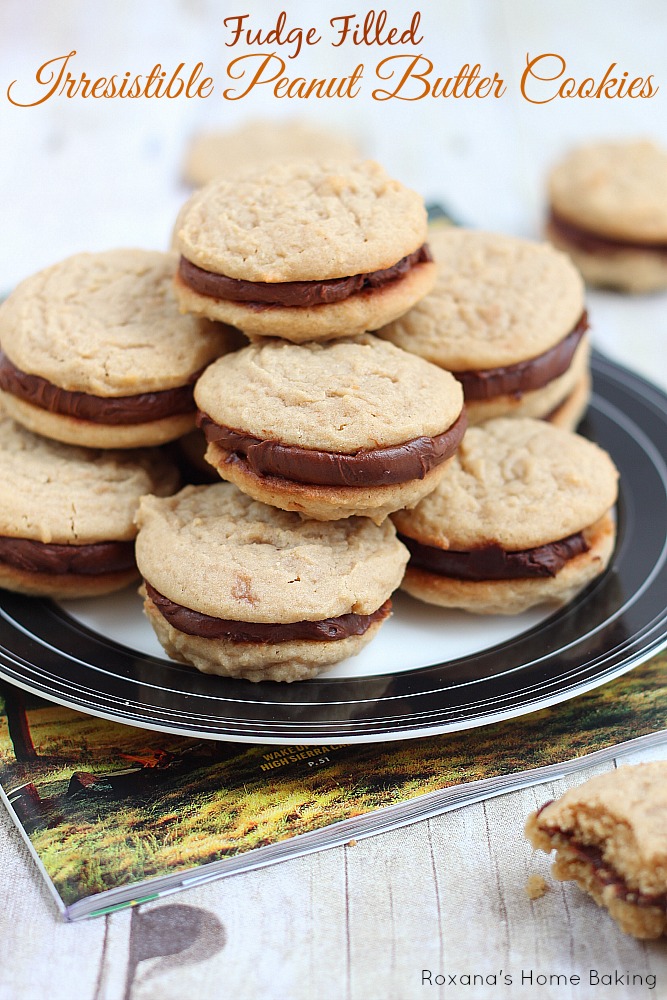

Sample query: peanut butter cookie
[135,483,409,682]
[183,118,361,186]
[194,335,466,523]
[527,763,667,939]
[0,250,234,448]
[0,411,179,598]
[378,228,590,428]
[547,139,667,292]
[393,418,618,614]
[173,159,436,340]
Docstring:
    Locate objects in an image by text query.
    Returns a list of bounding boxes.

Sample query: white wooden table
[1,4,667,998]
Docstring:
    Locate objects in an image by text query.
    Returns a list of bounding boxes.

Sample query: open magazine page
[1,649,666,921]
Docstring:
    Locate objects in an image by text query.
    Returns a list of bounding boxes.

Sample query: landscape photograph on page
[1,648,667,921]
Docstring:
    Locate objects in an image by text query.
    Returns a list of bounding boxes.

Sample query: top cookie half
[546,139,667,293]
[173,159,436,341]
[378,228,588,426]
[0,249,233,449]
[548,139,667,243]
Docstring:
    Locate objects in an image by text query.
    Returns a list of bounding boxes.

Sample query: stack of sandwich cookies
[378,229,591,429]
[0,411,179,598]
[173,159,437,341]
[135,483,409,682]
[0,250,234,448]
[547,139,667,293]
[526,763,667,940]
[194,335,466,523]
[393,418,618,615]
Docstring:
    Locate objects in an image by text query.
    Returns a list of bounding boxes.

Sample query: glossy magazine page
[1,649,666,921]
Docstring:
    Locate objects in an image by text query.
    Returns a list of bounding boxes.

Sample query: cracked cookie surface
[135,482,408,623]
[392,418,618,551]
[0,412,179,544]
[195,334,463,453]
[378,228,585,370]
[0,249,231,395]
[175,158,428,281]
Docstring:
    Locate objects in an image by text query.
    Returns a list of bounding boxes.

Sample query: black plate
[1,352,666,744]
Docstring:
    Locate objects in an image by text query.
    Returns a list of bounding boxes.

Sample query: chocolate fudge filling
[178,245,432,309]
[398,530,589,581]
[0,535,136,576]
[145,581,391,644]
[197,410,467,488]
[454,313,588,402]
[0,352,199,425]
[549,209,667,256]
[543,825,667,911]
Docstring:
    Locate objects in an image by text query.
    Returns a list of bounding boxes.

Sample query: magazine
[1,650,666,922]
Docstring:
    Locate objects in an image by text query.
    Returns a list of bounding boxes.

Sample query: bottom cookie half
[399,512,615,615]
[463,337,590,427]
[204,442,454,524]
[547,226,667,294]
[142,591,388,682]
[0,391,196,449]
[0,561,139,599]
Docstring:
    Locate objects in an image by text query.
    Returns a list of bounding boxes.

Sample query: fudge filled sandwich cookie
[0,250,233,448]
[173,158,436,341]
[0,412,179,598]
[135,483,409,682]
[378,229,591,429]
[393,418,618,615]
[547,139,667,293]
[526,763,667,940]
[194,335,466,523]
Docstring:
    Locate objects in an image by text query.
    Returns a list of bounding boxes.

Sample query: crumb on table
[525,873,550,900]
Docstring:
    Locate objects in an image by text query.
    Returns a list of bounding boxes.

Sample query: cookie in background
[182,117,362,186]
[546,138,667,293]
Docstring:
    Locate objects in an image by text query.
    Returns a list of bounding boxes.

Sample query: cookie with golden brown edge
[392,418,618,614]
[547,139,667,293]
[0,412,179,598]
[173,158,437,341]
[378,228,590,429]
[526,762,667,939]
[135,483,409,682]
[0,250,234,448]
[194,335,466,524]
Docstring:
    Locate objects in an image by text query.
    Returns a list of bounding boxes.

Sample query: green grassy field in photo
[1,651,666,906]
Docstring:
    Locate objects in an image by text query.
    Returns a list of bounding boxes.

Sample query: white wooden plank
[0,809,113,1000]
[125,847,349,1000]
[94,910,133,1000]
[344,823,444,1000]
[424,800,513,996]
